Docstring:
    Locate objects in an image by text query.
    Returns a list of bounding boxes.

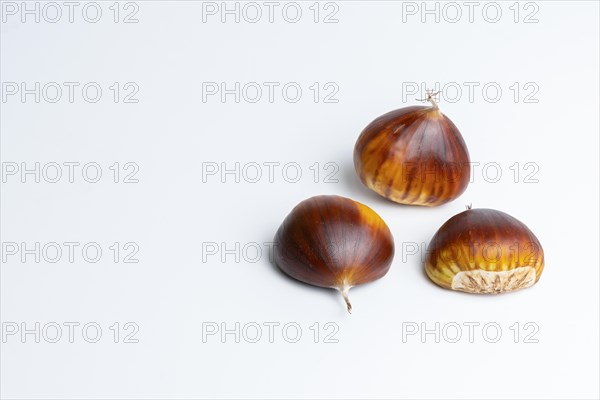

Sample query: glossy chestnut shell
[425,208,545,294]
[354,104,470,206]
[274,195,394,312]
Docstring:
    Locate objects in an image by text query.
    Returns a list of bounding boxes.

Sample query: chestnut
[274,195,394,313]
[353,93,470,206]
[425,207,545,294]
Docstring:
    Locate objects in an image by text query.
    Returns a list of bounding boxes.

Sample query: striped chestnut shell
[354,97,470,206]
[425,208,545,294]
[274,195,394,313]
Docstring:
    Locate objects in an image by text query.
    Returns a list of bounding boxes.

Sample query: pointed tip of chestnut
[417,90,441,110]
[338,285,352,314]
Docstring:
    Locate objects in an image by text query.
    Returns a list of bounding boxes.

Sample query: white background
[1,1,599,399]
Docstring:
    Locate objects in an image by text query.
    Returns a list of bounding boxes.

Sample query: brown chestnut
[274,195,394,313]
[425,207,545,294]
[354,93,470,206]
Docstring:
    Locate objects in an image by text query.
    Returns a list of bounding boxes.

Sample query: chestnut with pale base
[425,207,544,294]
